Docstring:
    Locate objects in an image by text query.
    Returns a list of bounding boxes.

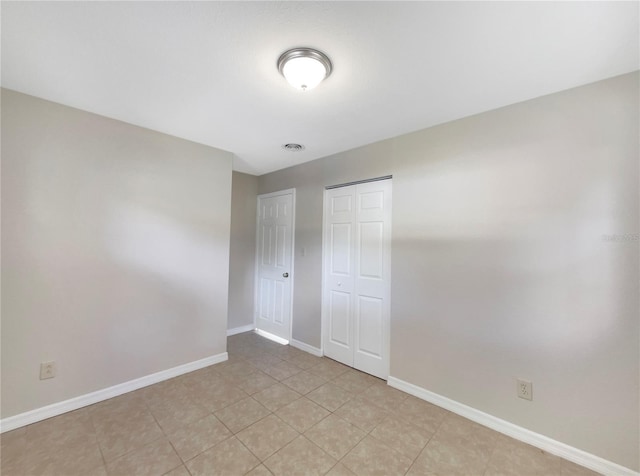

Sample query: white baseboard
[0,352,228,433]
[290,338,323,357]
[387,376,637,476]
[227,324,255,336]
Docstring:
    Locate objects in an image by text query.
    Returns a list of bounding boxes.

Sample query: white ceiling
[2,2,638,176]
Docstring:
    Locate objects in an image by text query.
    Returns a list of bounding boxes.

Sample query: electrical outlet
[40,361,56,380]
[517,378,532,400]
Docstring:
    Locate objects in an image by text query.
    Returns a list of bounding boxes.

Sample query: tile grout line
[85,404,110,474]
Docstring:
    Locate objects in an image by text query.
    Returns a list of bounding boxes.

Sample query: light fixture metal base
[277,47,332,80]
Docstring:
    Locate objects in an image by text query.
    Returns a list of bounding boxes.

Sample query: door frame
[320,177,392,376]
[253,188,296,344]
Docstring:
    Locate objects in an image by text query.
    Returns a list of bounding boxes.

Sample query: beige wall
[228,171,258,331]
[258,72,639,470]
[1,89,233,418]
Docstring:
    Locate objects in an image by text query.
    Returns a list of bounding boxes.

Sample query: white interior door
[322,179,392,379]
[255,190,295,342]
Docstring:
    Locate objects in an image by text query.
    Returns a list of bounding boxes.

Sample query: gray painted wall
[228,171,258,331]
[257,73,639,470]
[1,89,233,418]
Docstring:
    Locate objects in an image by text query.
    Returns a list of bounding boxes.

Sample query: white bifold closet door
[322,179,392,379]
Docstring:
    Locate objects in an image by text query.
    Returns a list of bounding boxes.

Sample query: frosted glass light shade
[278,48,332,91]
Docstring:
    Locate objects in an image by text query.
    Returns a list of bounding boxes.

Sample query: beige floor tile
[282,370,327,394]
[179,367,221,388]
[253,383,302,411]
[264,435,336,476]
[27,408,97,449]
[407,415,500,475]
[89,391,149,423]
[306,382,354,412]
[246,354,284,372]
[561,460,602,475]
[147,394,210,434]
[370,415,433,460]
[105,437,181,476]
[1,457,24,476]
[334,396,388,432]
[275,397,330,432]
[228,343,260,358]
[182,372,231,396]
[237,370,279,395]
[237,414,299,460]
[365,382,409,409]
[186,436,260,476]
[213,352,247,365]
[304,414,366,460]
[485,437,563,476]
[257,340,286,354]
[27,462,107,476]
[332,370,379,394]
[0,426,26,446]
[325,462,357,476]
[95,410,164,462]
[166,414,232,462]
[246,464,275,475]
[214,397,271,433]
[216,360,259,380]
[267,345,305,361]
[0,428,27,474]
[392,395,449,434]
[263,360,303,381]
[179,366,221,388]
[440,415,498,449]
[410,432,491,476]
[341,435,413,476]
[86,464,110,476]
[405,464,438,476]
[22,439,105,476]
[438,414,500,443]
[191,381,248,413]
[286,352,324,370]
[308,359,351,380]
[163,465,191,476]
[142,379,191,408]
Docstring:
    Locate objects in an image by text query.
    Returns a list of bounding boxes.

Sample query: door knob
[283,272,289,278]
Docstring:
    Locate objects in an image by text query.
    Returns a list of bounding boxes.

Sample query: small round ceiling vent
[282,143,305,152]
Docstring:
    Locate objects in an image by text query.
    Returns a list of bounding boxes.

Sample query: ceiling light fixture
[277,47,332,91]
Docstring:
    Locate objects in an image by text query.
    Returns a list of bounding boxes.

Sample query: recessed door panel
[331,223,351,275]
[360,191,383,210]
[274,280,285,324]
[259,278,271,320]
[329,291,351,347]
[261,225,272,265]
[276,224,286,267]
[332,194,352,214]
[356,296,383,357]
[359,222,384,279]
[277,201,287,218]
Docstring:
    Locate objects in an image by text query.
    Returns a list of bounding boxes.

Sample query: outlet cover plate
[40,361,56,380]
[517,378,533,400]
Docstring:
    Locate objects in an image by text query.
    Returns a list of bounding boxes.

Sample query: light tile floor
[1,331,600,476]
